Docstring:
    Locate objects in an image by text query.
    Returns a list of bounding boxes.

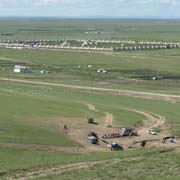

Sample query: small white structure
[97,68,104,73]
[97,68,108,74]
[102,70,108,74]
[40,70,50,74]
[87,65,92,68]
[40,70,46,74]
[152,76,157,80]
[14,65,32,73]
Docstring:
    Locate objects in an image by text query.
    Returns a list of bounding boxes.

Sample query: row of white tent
[0,39,180,46]
[0,42,180,51]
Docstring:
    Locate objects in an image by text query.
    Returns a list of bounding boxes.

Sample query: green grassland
[36,149,180,180]
[1,147,177,179]
[0,19,180,179]
[0,19,180,41]
[2,82,180,178]
[1,48,180,94]
[0,81,180,144]
[1,75,180,178]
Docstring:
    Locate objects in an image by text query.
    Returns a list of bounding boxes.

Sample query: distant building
[14,65,32,73]
[97,68,108,74]
[152,76,157,80]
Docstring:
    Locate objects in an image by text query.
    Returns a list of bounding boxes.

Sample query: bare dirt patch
[67,102,172,151]
[0,142,85,153]
[104,112,113,128]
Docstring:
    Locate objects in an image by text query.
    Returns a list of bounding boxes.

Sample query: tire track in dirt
[0,143,86,153]
[86,103,98,112]
[85,103,114,127]
[0,106,167,152]
[7,157,141,180]
[0,100,113,153]
[68,102,167,150]
[0,56,19,62]
[119,107,166,138]
[105,112,113,127]
[66,102,114,151]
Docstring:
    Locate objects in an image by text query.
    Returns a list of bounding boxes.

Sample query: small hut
[14,65,32,73]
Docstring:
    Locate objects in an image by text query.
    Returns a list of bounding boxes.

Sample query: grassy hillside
[1,147,179,179]
[36,149,180,180]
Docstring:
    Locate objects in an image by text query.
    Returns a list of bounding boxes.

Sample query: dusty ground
[66,102,180,151]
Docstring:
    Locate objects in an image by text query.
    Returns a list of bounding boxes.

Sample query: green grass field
[36,149,180,180]
[0,19,180,179]
[1,48,180,94]
[0,19,180,41]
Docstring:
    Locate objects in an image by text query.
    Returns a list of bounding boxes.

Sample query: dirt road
[1,78,180,102]
[85,103,113,127]
[123,108,167,140]
[0,142,86,153]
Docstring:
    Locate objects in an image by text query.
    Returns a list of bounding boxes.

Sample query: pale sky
[0,0,179,18]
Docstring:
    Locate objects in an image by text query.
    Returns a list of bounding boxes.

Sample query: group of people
[162,136,175,144]
[140,136,175,148]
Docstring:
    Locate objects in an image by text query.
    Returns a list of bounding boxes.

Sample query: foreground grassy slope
[36,149,180,180]
[0,147,178,179]
[0,146,120,178]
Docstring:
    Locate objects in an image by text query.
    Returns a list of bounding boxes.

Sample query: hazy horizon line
[0,16,180,20]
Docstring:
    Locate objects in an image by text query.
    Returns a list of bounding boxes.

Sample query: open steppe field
[0,18,180,41]
[0,19,180,179]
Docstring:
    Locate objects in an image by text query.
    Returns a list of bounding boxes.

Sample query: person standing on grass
[140,141,146,148]
[64,124,67,130]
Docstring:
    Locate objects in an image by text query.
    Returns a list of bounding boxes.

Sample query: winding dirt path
[85,103,114,127]
[0,142,86,153]
[7,159,112,180]
[79,103,168,147]
[86,103,166,137]
[122,107,165,128]
[0,102,166,151]
[122,107,166,138]
[7,157,140,180]
[86,103,98,111]
[105,112,113,127]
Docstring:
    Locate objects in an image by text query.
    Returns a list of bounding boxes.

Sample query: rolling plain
[0,19,180,179]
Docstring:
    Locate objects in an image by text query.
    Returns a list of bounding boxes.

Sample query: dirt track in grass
[7,157,141,180]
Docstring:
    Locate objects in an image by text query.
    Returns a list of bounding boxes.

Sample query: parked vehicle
[88,131,98,144]
[121,128,138,136]
[88,136,98,144]
[147,129,158,135]
[87,117,94,124]
[107,142,123,151]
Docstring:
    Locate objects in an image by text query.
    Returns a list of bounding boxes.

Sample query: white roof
[14,65,26,69]
[14,65,31,69]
